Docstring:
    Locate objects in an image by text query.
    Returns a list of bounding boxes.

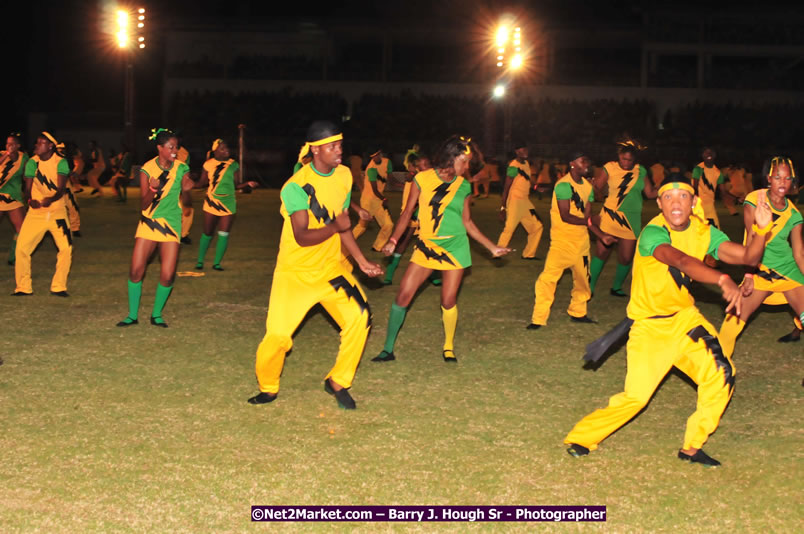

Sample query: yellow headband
[297,133,343,163]
[768,156,796,179]
[658,182,695,196]
[211,138,223,152]
[41,131,58,146]
[459,136,472,155]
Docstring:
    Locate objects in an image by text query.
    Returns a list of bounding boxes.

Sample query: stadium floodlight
[496,26,509,47]
[116,10,129,48]
[511,53,523,70]
[493,85,506,98]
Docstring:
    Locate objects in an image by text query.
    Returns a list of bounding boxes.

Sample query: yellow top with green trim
[24,154,70,214]
[0,151,28,203]
[277,163,352,273]
[362,157,393,197]
[602,161,647,214]
[506,159,532,200]
[692,162,725,205]
[550,173,594,240]
[413,169,471,241]
[743,189,804,284]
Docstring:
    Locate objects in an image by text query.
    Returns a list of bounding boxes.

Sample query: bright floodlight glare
[138,36,144,42]
[511,54,523,69]
[493,85,505,98]
[138,15,145,20]
[495,26,508,47]
[116,30,128,48]
[117,10,128,27]
[137,22,144,28]
[139,43,145,49]
[496,61,503,67]
[138,7,145,13]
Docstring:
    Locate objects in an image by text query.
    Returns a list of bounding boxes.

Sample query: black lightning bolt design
[529,208,543,222]
[413,237,455,266]
[429,181,452,234]
[615,171,633,207]
[516,168,531,181]
[139,215,178,238]
[701,174,715,192]
[211,162,226,191]
[0,159,14,186]
[376,174,387,183]
[301,184,336,224]
[66,189,80,212]
[686,325,735,391]
[148,169,170,212]
[569,186,585,213]
[55,219,73,246]
[0,196,18,204]
[771,212,780,223]
[583,255,590,284]
[668,266,692,291]
[329,275,371,323]
[603,206,632,230]
[204,196,228,213]
[35,169,59,192]
[756,267,786,282]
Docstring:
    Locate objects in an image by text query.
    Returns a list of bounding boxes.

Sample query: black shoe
[610,289,628,297]
[73,231,82,237]
[247,392,277,404]
[150,316,168,328]
[521,256,540,261]
[116,317,138,327]
[7,260,13,266]
[371,350,396,362]
[566,444,590,458]
[442,349,458,362]
[526,323,542,330]
[180,236,192,245]
[778,330,801,343]
[194,263,204,270]
[11,291,32,296]
[678,449,721,467]
[570,315,596,324]
[324,378,356,410]
[212,264,224,271]
[50,290,69,297]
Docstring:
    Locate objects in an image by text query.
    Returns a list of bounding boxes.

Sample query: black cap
[568,150,587,163]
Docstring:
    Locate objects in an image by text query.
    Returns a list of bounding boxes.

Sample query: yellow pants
[15,209,72,293]
[352,196,393,251]
[497,196,543,258]
[701,202,720,228]
[65,186,81,232]
[255,267,371,394]
[531,238,590,324]
[565,306,735,451]
[181,206,194,239]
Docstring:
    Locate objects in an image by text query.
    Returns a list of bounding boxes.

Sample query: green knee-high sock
[589,256,605,293]
[127,279,142,320]
[152,283,173,319]
[383,303,408,353]
[8,233,17,264]
[196,233,213,266]
[612,263,631,292]
[383,253,402,283]
[213,231,229,266]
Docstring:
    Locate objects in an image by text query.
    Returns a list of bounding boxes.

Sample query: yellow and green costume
[16,154,72,294]
[135,157,188,243]
[566,212,736,452]
[531,174,594,324]
[719,189,804,356]
[409,169,472,270]
[0,151,27,211]
[352,156,394,250]
[692,162,726,228]
[255,162,371,394]
[176,146,193,239]
[497,158,543,257]
[202,157,239,216]
[598,161,648,240]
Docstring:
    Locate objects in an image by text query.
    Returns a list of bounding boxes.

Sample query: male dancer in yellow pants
[497,142,543,259]
[248,121,383,410]
[14,132,72,296]
[565,174,772,467]
[528,152,615,328]
[352,149,394,251]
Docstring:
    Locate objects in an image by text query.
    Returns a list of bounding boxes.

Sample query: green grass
[0,188,800,533]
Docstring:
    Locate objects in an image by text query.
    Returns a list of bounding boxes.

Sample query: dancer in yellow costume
[109,144,133,201]
[55,142,81,238]
[116,128,191,328]
[692,147,739,229]
[194,138,258,271]
[528,152,615,328]
[352,149,394,251]
[589,141,657,297]
[565,174,772,467]
[86,140,106,196]
[0,133,28,266]
[373,136,510,363]
[497,142,543,259]
[248,121,383,410]
[14,132,72,296]
[719,157,804,354]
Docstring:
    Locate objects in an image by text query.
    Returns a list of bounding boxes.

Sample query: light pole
[116,6,146,154]
[493,22,524,155]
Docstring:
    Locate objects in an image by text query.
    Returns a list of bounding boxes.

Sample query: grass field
[0,187,801,533]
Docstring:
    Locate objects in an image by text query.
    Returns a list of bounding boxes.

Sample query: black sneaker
[324,379,356,410]
[50,290,69,297]
[526,323,542,330]
[248,392,278,404]
[11,291,32,296]
[610,289,628,297]
[116,317,138,327]
[678,449,721,467]
[180,236,192,245]
[778,330,801,343]
[212,264,224,271]
[566,444,590,457]
[570,315,596,324]
[371,350,396,362]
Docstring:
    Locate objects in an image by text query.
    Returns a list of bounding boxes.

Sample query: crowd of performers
[2,123,801,467]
